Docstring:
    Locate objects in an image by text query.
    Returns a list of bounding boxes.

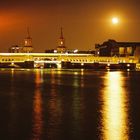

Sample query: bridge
[0,53,138,69]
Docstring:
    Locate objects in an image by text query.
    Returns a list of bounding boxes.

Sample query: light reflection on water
[100,72,130,140]
[46,69,63,140]
[32,69,43,140]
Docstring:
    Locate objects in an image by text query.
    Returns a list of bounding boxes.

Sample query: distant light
[54,50,57,53]
[127,64,130,67]
[112,17,119,24]
[60,41,63,45]
[57,63,62,69]
[74,49,78,53]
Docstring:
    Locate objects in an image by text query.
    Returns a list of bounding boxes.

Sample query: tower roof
[26,27,31,39]
[60,27,64,39]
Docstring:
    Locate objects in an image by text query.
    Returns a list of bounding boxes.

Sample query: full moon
[112,17,119,24]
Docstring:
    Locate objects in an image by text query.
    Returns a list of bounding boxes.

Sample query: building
[56,27,66,53]
[9,45,23,53]
[95,39,140,57]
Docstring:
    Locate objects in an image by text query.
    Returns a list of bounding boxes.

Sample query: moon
[112,17,119,24]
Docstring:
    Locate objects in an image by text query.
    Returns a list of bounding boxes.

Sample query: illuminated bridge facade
[0,53,138,69]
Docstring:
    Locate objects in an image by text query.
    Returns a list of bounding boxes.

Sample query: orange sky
[0,0,140,52]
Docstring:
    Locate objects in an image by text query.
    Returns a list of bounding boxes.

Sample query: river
[0,69,140,140]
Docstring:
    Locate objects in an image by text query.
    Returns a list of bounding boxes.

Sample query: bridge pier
[24,61,34,68]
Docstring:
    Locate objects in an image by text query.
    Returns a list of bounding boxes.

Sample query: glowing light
[107,63,110,66]
[112,17,119,24]
[60,41,63,45]
[54,50,57,53]
[74,49,78,53]
[57,63,62,69]
[127,64,130,67]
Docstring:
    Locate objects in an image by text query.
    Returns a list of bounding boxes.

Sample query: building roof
[96,39,140,49]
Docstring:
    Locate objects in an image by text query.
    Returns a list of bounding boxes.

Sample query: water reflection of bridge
[0,53,138,69]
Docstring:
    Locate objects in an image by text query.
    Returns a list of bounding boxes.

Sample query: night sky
[0,0,140,52]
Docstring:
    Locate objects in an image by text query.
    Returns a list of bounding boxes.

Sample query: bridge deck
[0,53,138,64]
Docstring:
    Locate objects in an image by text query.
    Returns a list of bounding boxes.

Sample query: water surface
[0,69,140,140]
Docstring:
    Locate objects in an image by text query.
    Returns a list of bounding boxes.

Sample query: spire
[60,27,64,39]
[27,27,31,38]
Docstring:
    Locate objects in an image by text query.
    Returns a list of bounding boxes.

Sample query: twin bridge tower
[9,28,33,53]
[57,27,66,53]
[9,27,66,54]
[23,27,33,53]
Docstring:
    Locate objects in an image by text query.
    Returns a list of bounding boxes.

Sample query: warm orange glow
[100,72,130,140]
[0,13,21,30]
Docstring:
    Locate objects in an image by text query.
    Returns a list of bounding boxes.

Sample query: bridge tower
[57,27,66,53]
[22,27,33,53]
